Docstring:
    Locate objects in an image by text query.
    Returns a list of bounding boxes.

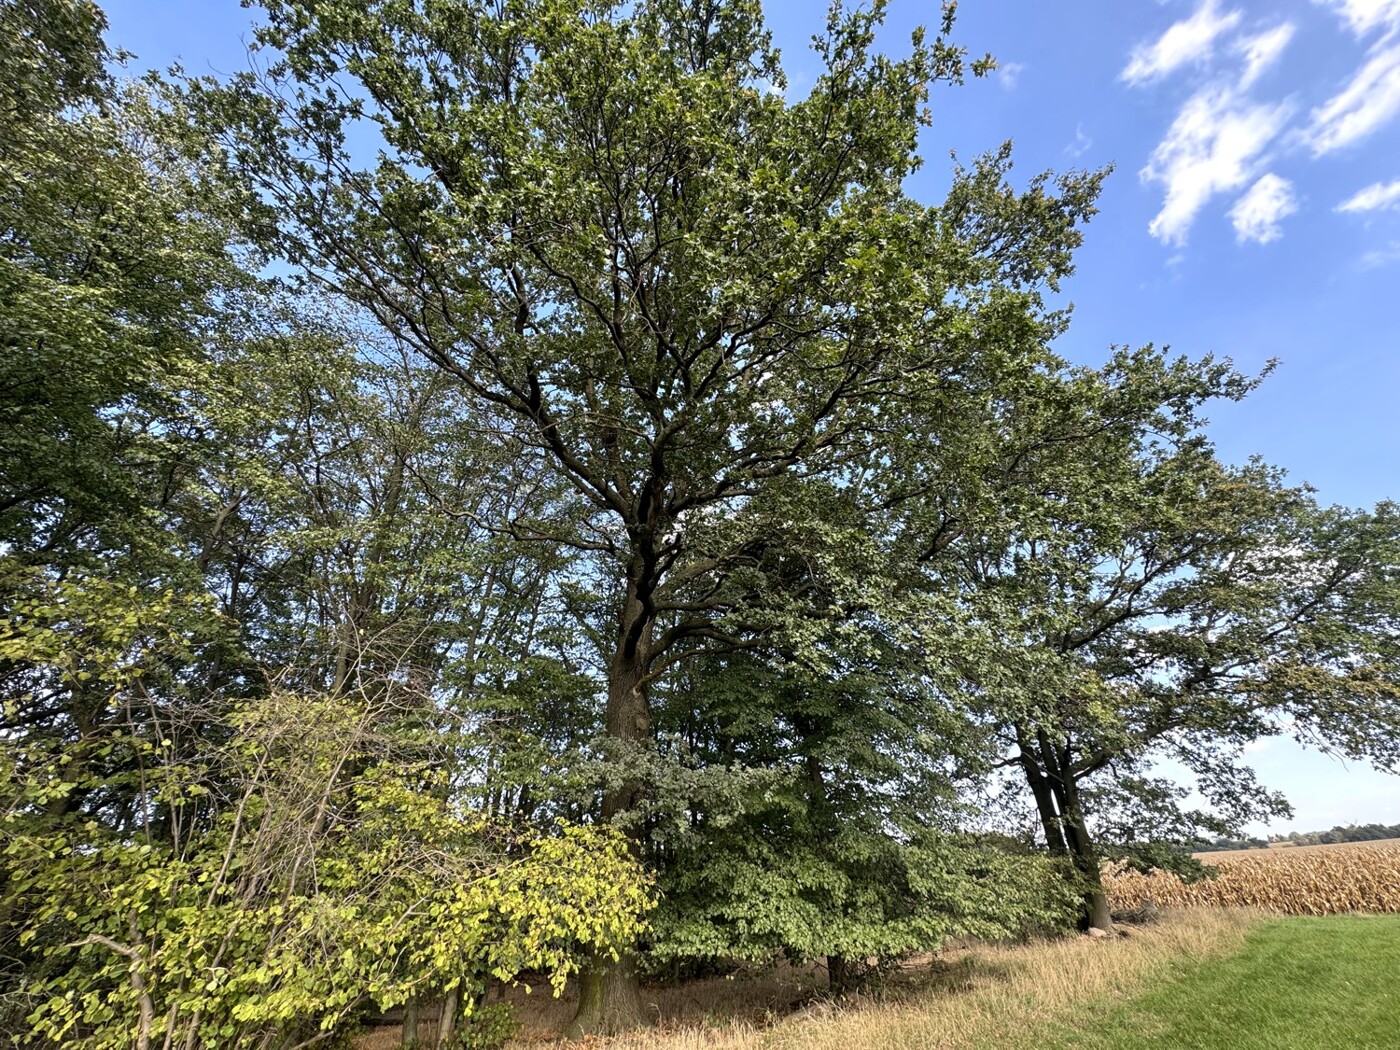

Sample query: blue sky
[99,0,1399,835]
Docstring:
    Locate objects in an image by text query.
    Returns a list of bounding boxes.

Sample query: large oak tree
[197,0,1103,1031]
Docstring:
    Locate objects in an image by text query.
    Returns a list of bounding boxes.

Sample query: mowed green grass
[1022,915,1400,1050]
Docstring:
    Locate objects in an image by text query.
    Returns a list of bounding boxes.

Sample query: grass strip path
[1026,915,1400,1050]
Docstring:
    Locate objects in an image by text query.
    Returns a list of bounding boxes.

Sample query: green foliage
[639,642,1080,968]
[653,827,1078,967]
[900,340,1400,920]
[4,0,1398,1041]
[0,5,246,556]
[446,1004,519,1050]
[3,681,652,1049]
[0,0,113,125]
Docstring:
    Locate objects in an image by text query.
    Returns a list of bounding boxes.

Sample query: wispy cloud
[1122,0,1243,86]
[1065,123,1093,159]
[1305,43,1400,153]
[1315,0,1400,39]
[1337,178,1400,211]
[1129,0,1400,248]
[998,62,1026,91]
[1236,24,1296,88]
[1141,86,1292,245]
[1360,240,1400,266]
[1230,173,1299,242]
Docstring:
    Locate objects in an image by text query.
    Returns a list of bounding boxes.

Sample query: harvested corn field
[1104,840,1400,915]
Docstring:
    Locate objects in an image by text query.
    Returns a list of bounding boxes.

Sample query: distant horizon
[1218,821,1400,842]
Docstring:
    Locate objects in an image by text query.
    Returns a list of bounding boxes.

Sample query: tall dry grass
[642,909,1257,1050]
[355,907,1258,1050]
[1105,840,1400,915]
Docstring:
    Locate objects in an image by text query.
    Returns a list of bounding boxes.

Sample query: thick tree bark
[827,954,857,994]
[567,952,652,1037]
[568,570,655,1036]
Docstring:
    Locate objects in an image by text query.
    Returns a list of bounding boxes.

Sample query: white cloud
[1141,86,1292,245]
[1065,124,1093,159]
[1315,0,1400,39]
[1236,24,1297,88]
[1337,179,1400,211]
[1122,0,1244,85]
[998,62,1026,91]
[1361,240,1400,266]
[1306,43,1400,153]
[1229,173,1299,243]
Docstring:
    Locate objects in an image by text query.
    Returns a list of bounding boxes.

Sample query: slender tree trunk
[131,961,155,1050]
[75,929,155,1050]
[568,571,654,1036]
[806,751,856,996]
[1060,773,1113,933]
[435,988,458,1049]
[1018,727,1069,854]
[1027,766,1069,854]
[401,998,419,1046]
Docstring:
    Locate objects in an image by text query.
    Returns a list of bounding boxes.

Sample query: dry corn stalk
[1103,841,1400,915]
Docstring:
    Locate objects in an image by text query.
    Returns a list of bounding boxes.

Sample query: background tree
[1,5,654,1045]
[0,0,242,560]
[920,347,1400,930]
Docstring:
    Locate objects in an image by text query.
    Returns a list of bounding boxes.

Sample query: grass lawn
[1025,915,1400,1050]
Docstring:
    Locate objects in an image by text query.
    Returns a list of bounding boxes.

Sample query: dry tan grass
[356,908,1259,1049]
[1106,839,1400,915]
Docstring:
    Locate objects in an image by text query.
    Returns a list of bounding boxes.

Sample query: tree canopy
[2,0,1397,1045]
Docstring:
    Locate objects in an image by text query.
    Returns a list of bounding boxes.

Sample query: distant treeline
[1197,823,1400,852]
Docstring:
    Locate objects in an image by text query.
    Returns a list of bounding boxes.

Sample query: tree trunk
[809,754,856,997]
[1028,769,1070,854]
[130,961,155,1050]
[1028,729,1112,933]
[567,952,651,1037]
[401,997,420,1046]
[1079,872,1114,933]
[1058,767,1112,933]
[827,954,852,994]
[435,988,458,1049]
[568,571,654,1036]
[1018,727,1069,854]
